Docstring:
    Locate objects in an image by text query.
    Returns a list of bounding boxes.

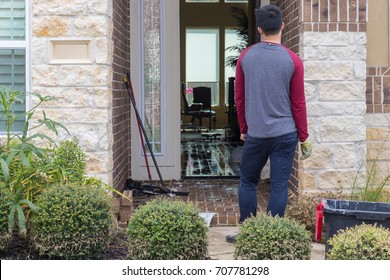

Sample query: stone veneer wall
[31,0,114,184]
[112,0,131,191]
[299,0,368,192]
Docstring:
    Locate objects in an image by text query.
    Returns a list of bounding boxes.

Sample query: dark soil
[0,229,129,260]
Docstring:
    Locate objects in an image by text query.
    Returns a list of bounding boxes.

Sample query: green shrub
[23,138,87,190]
[30,184,113,259]
[234,214,312,260]
[127,198,208,260]
[285,193,320,238]
[285,191,345,240]
[0,184,10,250]
[47,138,86,184]
[327,223,390,260]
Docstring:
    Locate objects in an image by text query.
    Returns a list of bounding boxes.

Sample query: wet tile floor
[133,179,270,226]
[181,132,243,177]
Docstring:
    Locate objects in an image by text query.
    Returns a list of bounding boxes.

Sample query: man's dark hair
[255,4,283,36]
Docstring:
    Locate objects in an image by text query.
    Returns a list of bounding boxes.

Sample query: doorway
[179,0,253,178]
[129,0,260,181]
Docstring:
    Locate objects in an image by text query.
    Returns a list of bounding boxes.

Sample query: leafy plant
[0,87,69,234]
[24,138,87,190]
[127,198,208,260]
[0,87,68,156]
[327,223,390,260]
[0,184,11,250]
[4,188,39,236]
[29,184,113,259]
[225,7,248,69]
[234,214,312,260]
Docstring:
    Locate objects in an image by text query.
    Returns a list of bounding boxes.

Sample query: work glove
[300,139,312,160]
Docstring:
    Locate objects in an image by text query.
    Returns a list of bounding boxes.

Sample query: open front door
[130,0,181,180]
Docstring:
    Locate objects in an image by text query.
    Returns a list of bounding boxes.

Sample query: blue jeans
[239,132,298,221]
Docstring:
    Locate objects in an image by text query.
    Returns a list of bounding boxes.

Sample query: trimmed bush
[285,191,345,240]
[234,214,312,260]
[285,193,320,238]
[0,185,10,250]
[327,223,390,260]
[30,184,113,259]
[127,198,208,260]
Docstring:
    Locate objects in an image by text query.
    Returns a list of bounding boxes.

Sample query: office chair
[181,82,203,131]
[193,86,217,130]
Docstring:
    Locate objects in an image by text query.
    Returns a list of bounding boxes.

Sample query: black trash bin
[323,199,390,253]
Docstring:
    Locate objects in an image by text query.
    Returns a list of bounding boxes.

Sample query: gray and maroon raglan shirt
[235,41,309,142]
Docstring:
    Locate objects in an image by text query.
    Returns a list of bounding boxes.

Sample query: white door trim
[130,0,181,180]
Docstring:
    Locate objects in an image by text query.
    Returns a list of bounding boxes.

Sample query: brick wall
[301,0,367,32]
[112,0,131,191]
[366,67,390,113]
[272,0,301,53]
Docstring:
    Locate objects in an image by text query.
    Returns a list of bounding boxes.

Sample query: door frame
[130,0,181,180]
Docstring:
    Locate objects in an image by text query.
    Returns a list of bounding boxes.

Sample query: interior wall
[112,0,131,191]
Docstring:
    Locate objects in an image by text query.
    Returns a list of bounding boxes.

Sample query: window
[0,0,29,134]
[225,28,241,105]
[185,28,219,106]
[142,0,163,153]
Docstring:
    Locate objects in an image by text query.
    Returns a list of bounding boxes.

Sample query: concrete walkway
[207,226,325,260]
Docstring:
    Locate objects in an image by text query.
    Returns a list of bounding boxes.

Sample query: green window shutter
[0,0,26,40]
[0,50,26,134]
[0,0,27,134]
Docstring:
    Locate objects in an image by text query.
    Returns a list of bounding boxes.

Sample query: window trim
[0,0,31,91]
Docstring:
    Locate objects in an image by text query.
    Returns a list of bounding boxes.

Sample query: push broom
[123,73,189,196]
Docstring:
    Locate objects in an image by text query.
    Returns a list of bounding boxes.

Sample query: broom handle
[123,75,167,190]
[124,73,152,182]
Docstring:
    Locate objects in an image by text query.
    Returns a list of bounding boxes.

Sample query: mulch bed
[0,229,129,260]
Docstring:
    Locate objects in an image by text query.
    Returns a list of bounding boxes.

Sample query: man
[226,4,312,243]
